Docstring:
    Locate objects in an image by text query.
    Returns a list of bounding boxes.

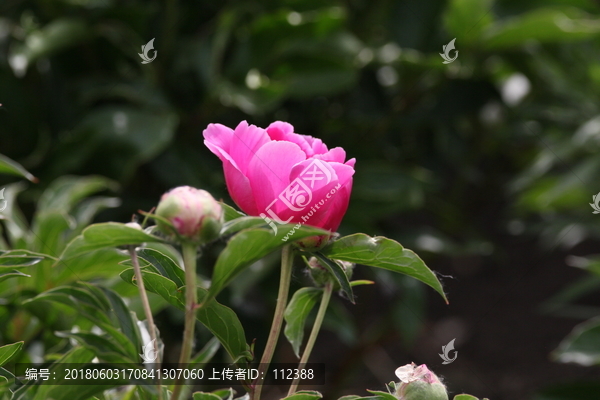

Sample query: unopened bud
[296,233,331,251]
[155,186,223,243]
[307,256,354,288]
[394,363,448,400]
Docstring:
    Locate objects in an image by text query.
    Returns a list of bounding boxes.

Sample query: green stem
[129,246,163,400]
[287,282,333,396]
[253,245,294,400]
[170,242,198,400]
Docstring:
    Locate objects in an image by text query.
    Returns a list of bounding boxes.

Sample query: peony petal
[222,160,258,216]
[203,123,235,156]
[229,121,271,175]
[306,161,354,231]
[265,121,295,139]
[288,159,339,194]
[304,136,328,156]
[266,122,329,157]
[314,147,347,163]
[246,140,306,216]
[328,161,355,187]
[278,160,354,230]
[268,159,339,225]
[318,178,353,232]
[204,123,245,174]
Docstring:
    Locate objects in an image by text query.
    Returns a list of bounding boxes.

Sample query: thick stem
[287,282,333,396]
[252,245,294,400]
[129,246,163,400]
[170,242,198,400]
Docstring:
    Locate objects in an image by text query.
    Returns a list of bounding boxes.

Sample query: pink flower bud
[155,186,223,243]
[394,363,448,400]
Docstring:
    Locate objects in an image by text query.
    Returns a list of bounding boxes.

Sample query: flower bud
[394,363,448,400]
[295,233,332,252]
[155,186,223,243]
[307,256,354,288]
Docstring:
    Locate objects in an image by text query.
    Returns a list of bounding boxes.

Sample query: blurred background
[1,0,600,399]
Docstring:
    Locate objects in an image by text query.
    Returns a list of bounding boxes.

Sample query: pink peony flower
[203,121,355,233]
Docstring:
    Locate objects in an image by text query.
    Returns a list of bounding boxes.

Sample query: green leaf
[220,216,268,236]
[365,391,397,400]
[60,222,164,260]
[552,316,600,366]
[0,342,23,367]
[444,0,493,46]
[29,285,110,318]
[31,212,74,258]
[453,395,480,400]
[196,288,249,362]
[31,347,119,400]
[0,270,30,283]
[0,250,49,267]
[55,332,135,363]
[193,393,223,400]
[137,248,185,287]
[190,337,221,367]
[221,202,246,222]
[120,268,248,361]
[0,256,42,267]
[25,283,139,360]
[281,391,323,400]
[211,388,236,399]
[320,234,448,303]
[56,247,128,283]
[209,225,328,300]
[313,253,354,302]
[284,287,323,358]
[350,280,375,287]
[0,367,16,391]
[337,396,381,400]
[0,154,37,182]
[37,175,117,215]
[0,183,29,247]
[73,196,121,229]
[482,8,600,50]
[120,268,182,305]
[59,106,178,180]
[100,286,141,356]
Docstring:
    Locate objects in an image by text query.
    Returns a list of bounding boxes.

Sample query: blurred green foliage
[2,0,600,398]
